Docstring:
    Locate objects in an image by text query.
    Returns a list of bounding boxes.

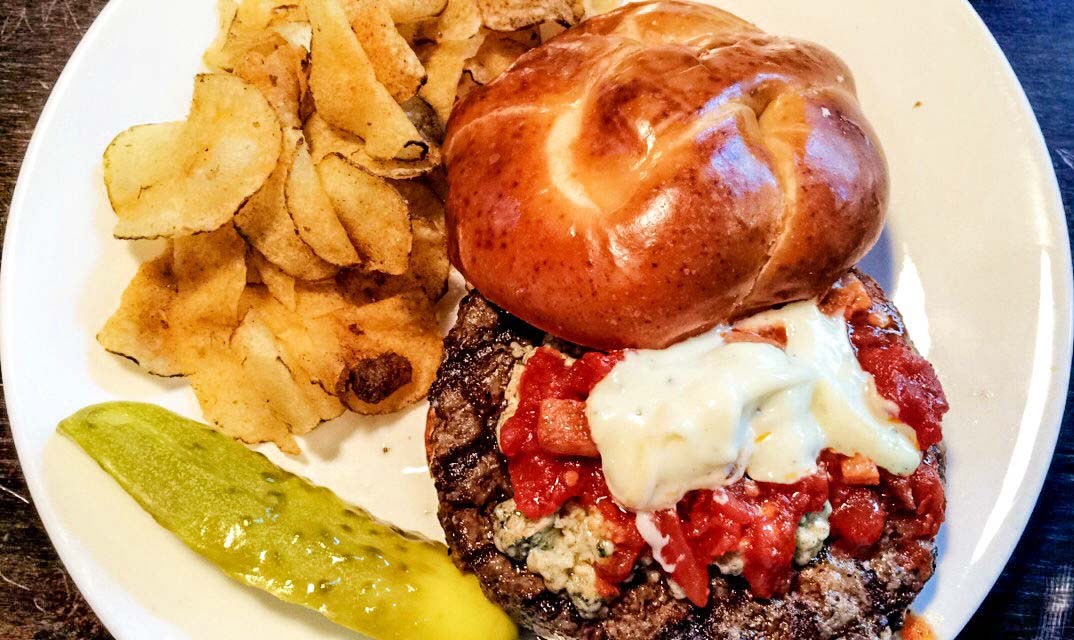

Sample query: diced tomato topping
[499,348,571,459]
[566,351,625,395]
[651,510,711,607]
[538,399,600,457]
[848,314,949,450]
[840,453,880,486]
[580,468,647,591]
[829,484,887,551]
[682,489,757,563]
[501,348,627,518]
[883,463,946,539]
[739,495,800,597]
[763,472,831,514]
[509,451,591,519]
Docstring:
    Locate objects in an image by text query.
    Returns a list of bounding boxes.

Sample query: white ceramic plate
[2,1,1070,638]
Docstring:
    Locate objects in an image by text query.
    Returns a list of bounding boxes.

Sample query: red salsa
[498,293,948,607]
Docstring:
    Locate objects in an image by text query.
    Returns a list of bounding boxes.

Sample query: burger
[425,2,949,638]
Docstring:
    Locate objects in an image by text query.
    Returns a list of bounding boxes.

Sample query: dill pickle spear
[58,402,517,640]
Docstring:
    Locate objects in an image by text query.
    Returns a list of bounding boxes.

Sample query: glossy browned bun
[443,0,888,349]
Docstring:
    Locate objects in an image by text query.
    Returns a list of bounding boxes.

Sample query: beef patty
[426,276,944,639]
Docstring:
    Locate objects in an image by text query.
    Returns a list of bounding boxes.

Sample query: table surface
[1,1,1072,638]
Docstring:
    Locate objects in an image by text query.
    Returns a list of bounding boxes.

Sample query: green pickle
[59,402,517,640]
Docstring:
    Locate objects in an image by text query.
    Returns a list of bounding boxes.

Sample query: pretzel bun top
[443,0,888,349]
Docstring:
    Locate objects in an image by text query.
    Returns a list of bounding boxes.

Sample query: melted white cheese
[586,301,921,512]
[635,512,676,573]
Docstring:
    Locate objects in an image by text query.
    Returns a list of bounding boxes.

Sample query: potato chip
[465,32,530,84]
[316,154,412,275]
[538,21,568,42]
[295,279,352,317]
[583,0,620,18]
[272,293,440,413]
[97,252,185,377]
[192,348,300,453]
[231,311,343,431]
[306,0,424,159]
[478,0,584,31]
[104,74,282,239]
[401,17,440,45]
[204,0,306,71]
[244,299,346,419]
[434,0,482,40]
[232,39,308,129]
[234,131,340,281]
[285,137,362,266]
[498,24,541,46]
[249,250,298,310]
[337,178,448,303]
[457,69,482,99]
[419,34,485,124]
[240,287,347,392]
[168,224,249,367]
[192,305,344,452]
[391,179,450,299]
[304,112,440,180]
[99,0,471,451]
[205,0,241,67]
[100,226,247,378]
[395,20,423,45]
[246,246,265,284]
[172,224,248,328]
[338,210,448,303]
[334,294,443,414]
[387,0,448,22]
[342,0,427,102]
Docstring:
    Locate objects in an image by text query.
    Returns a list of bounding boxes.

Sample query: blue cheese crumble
[492,499,614,618]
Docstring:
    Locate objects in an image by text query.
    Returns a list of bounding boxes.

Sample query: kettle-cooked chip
[465,31,530,84]
[249,250,299,310]
[191,308,344,453]
[317,154,412,275]
[232,312,343,432]
[338,179,448,304]
[334,295,443,414]
[172,224,248,328]
[433,0,482,41]
[388,0,448,22]
[104,74,282,239]
[97,252,185,377]
[232,39,308,129]
[457,69,482,99]
[304,112,441,178]
[418,34,485,124]
[192,348,300,453]
[204,0,306,71]
[342,0,427,102]
[285,137,363,266]
[306,0,424,159]
[234,131,340,281]
[477,0,584,31]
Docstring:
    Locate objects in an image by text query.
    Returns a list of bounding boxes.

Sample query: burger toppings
[495,279,948,608]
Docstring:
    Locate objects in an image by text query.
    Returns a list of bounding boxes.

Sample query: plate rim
[1,0,1070,637]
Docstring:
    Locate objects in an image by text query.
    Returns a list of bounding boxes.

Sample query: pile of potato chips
[97,0,616,452]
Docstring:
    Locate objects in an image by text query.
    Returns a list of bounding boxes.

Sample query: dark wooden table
[1,1,1072,638]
